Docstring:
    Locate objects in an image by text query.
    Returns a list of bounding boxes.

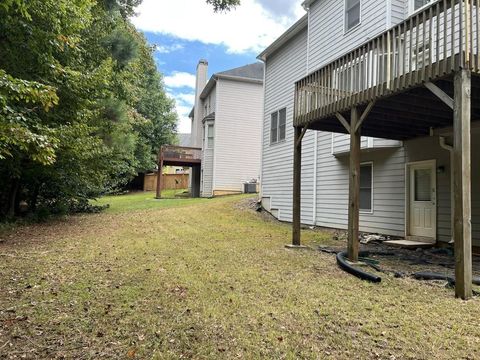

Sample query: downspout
[439,136,454,243]
[304,3,317,226]
[259,59,266,199]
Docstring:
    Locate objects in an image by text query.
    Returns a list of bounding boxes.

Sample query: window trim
[408,0,433,16]
[344,0,362,34]
[270,107,287,145]
[359,161,374,214]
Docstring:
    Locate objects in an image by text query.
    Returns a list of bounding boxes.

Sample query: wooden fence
[143,173,189,192]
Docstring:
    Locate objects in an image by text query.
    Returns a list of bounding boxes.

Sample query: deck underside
[306,72,480,140]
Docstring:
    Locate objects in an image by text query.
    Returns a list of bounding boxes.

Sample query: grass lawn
[0,195,479,359]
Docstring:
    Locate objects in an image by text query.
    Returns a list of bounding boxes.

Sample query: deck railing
[160,145,202,162]
[294,0,480,126]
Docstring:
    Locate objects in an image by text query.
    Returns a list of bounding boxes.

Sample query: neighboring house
[189,60,264,197]
[259,0,480,298]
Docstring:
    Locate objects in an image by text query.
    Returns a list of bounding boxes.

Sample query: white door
[409,161,436,240]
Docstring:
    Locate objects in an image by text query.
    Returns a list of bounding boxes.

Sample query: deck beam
[453,69,473,300]
[347,107,361,262]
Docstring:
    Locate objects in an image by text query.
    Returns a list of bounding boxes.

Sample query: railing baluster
[451,0,456,70]
[428,5,434,80]
[436,1,441,76]
[475,0,480,71]
[408,17,413,86]
[460,0,465,68]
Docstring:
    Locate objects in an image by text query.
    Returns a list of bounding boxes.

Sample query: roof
[200,63,264,99]
[202,112,215,123]
[178,133,191,147]
[217,62,264,80]
[257,14,308,61]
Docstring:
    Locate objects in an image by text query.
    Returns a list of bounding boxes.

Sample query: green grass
[93,190,210,214]
[0,195,479,359]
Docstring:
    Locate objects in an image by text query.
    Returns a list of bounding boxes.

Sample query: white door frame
[405,159,437,241]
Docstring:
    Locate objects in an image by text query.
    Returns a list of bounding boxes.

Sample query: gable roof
[217,62,264,81]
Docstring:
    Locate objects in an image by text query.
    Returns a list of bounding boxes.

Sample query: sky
[132,0,305,134]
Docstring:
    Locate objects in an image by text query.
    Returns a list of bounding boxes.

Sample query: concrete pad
[384,239,434,249]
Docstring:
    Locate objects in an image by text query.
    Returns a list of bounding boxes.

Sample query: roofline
[257,14,308,61]
[301,0,316,8]
[188,107,194,118]
[199,74,263,99]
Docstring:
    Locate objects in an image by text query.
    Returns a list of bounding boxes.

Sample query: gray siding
[262,26,314,224]
[308,0,388,71]
[213,78,263,192]
[391,0,406,25]
[404,135,480,247]
[316,132,407,236]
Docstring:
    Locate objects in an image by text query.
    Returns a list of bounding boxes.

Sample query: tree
[206,0,240,12]
[0,0,177,219]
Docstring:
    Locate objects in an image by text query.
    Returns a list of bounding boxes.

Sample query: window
[345,0,361,32]
[270,108,286,144]
[410,0,432,13]
[360,163,373,212]
[207,124,214,148]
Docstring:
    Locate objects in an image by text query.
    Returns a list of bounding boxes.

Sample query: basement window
[270,108,286,144]
[360,163,373,212]
[345,0,361,32]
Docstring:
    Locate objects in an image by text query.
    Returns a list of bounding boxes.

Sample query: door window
[414,169,431,201]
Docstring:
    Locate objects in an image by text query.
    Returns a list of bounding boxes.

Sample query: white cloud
[175,105,193,133]
[155,43,184,54]
[132,0,305,54]
[176,92,195,105]
[166,92,195,134]
[163,71,196,89]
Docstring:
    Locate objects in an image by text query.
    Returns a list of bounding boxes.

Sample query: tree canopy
[0,0,177,219]
[206,0,240,12]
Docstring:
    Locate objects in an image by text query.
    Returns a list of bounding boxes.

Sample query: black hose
[413,271,480,286]
[336,251,382,283]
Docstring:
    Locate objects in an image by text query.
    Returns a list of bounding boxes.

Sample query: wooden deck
[160,145,202,167]
[294,0,480,137]
[291,0,479,299]
[156,145,201,199]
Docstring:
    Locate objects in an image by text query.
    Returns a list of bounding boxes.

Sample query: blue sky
[133,0,305,133]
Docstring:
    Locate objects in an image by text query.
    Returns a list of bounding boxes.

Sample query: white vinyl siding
[213,78,263,193]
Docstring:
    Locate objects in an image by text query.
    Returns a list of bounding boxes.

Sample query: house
[189,60,264,197]
[258,0,479,299]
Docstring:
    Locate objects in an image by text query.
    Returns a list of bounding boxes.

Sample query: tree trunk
[7,178,20,218]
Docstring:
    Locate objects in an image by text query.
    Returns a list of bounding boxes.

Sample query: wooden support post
[348,107,361,262]
[292,126,302,246]
[156,150,164,199]
[453,70,472,300]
